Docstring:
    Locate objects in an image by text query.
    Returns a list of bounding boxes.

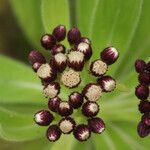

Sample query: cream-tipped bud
[51,44,66,55]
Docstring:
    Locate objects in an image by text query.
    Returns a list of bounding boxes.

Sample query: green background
[0,0,149,149]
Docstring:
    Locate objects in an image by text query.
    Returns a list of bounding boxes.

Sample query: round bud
[138,100,150,114]
[73,124,91,141]
[76,42,92,60]
[32,62,42,72]
[68,51,85,71]
[58,101,73,116]
[37,63,56,82]
[137,121,150,138]
[100,47,119,65]
[41,34,56,50]
[52,25,66,42]
[48,97,61,112]
[34,110,54,126]
[46,125,62,142]
[90,59,108,76]
[51,44,66,55]
[28,50,46,65]
[135,84,149,100]
[58,117,76,134]
[88,117,105,133]
[82,83,102,102]
[61,69,81,88]
[142,113,150,126]
[82,101,99,117]
[67,27,81,45]
[97,76,116,92]
[69,92,83,109]
[146,62,150,72]
[51,53,67,72]
[135,59,146,73]
[80,37,91,44]
[43,82,60,98]
[138,72,150,86]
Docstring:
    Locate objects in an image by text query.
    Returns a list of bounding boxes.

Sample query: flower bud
[135,59,146,73]
[41,34,56,49]
[48,96,61,112]
[97,76,116,92]
[58,101,73,116]
[73,124,91,141]
[88,117,105,133]
[51,44,66,55]
[90,60,108,76]
[138,72,150,86]
[43,82,60,98]
[37,63,56,82]
[138,100,150,114]
[32,62,42,72]
[58,117,76,134]
[80,37,91,45]
[76,42,92,60]
[52,25,66,42]
[82,101,99,117]
[28,50,46,65]
[67,27,81,45]
[137,121,150,138]
[142,113,150,126]
[34,110,54,126]
[47,125,62,142]
[61,69,81,88]
[135,84,149,100]
[82,83,102,102]
[146,62,150,72]
[68,51,85,71]
[51,53,67,72]
[100,47,119,65]
[69,92,83,109]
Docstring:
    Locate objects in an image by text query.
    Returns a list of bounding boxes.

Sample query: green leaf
[9,0,45,49]
[0,55,43,105]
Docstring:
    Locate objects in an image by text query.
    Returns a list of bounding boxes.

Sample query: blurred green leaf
[9,0,45,49]
[0,55,44,105]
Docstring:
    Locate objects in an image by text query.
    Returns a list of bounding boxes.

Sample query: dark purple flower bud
[82,101,99,117]
[34,110,54,126]
[51,44,66,55]
[135,59,146,73]
[100,47,119,65]
[90,59,108,76]
[68,51,85,71]
[58,101,73,116]
[37,63,56,82]
[76,42,92,60]
[88,117,105,134]
[28,50,46,65]
[46,125,62,142]
[58,117,76,134]
[61,69,81,88]
[41,34,56,50]
[82,83,102,102]
[138,100,150,114]
[135,84,149,100]
[146,62,150,72]
[142,113,150,126]
[73,124,91,141]
[137,121,150,138]
[69,92,83,109]
[43,82,60,98]
[52,25,66,42]
[67,27,81,45]
[97,76,116,92]
[32,62,42,72]
[138,72,150,86]
[51,53,67,72]
[80,37,91,45]
[48,96,61,112]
